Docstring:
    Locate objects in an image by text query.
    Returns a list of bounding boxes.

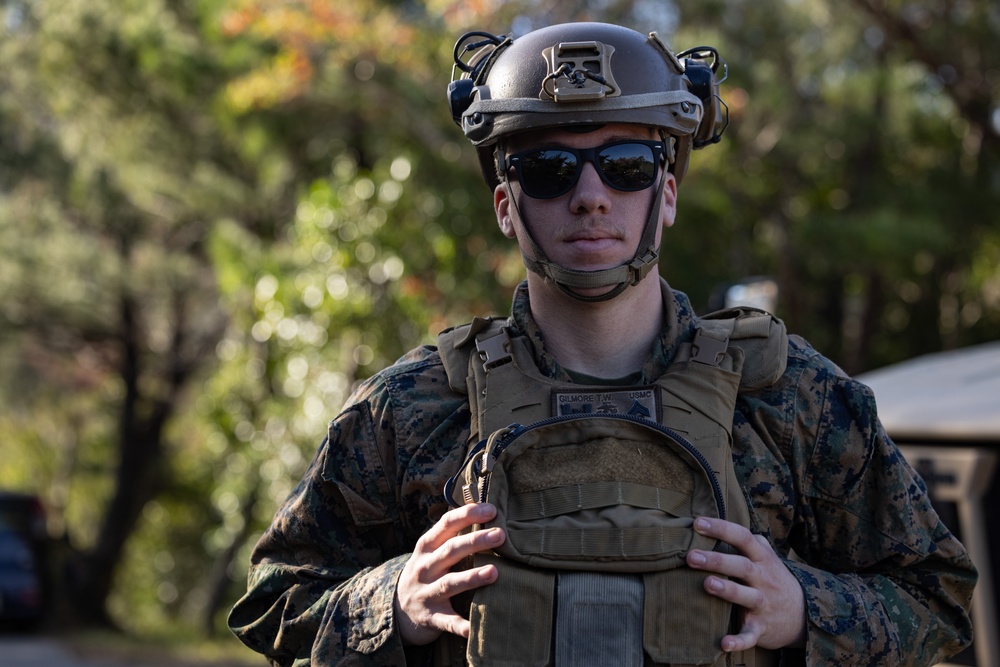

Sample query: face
[494,123,677,276]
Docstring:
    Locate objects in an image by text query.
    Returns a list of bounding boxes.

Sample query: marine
[229,20,976,667]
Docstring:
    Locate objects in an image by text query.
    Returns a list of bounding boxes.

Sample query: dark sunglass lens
[598,143,656,190]
[519,149,578,198]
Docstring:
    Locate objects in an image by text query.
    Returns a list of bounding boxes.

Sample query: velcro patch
[552,386,660,421]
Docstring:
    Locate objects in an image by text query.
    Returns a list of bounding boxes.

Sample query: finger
[397,559,499,644]
[397,600,473,645]
[720,626,761,653]
[415,526,506,581]
[431,610,472,639]
[408,563,498,641]
[686,547,755,582]
[701,574,764,610]
[694,517,767,560]
[439,526,506,568]
[433,561,500,600]
[417,503,497,553]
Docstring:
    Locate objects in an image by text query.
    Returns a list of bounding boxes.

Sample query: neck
[528,272,665,379]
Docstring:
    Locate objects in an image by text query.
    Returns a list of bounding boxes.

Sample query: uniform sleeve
[228,348,469,666]
[228,385,414,666]
[787,348,976,666]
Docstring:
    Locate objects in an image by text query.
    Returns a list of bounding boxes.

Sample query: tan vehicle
[858,342,1000,667]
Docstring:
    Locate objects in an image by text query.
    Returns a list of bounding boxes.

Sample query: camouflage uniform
[229,280,976,666]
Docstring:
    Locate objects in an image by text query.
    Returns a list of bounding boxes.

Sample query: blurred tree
[0,0,293,627]
[669,0,999,372]
[0,0,515,633]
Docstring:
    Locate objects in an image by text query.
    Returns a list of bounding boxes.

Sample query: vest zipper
[470,413,727,522]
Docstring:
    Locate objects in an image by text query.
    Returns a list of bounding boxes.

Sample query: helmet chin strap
[502,151,668,304]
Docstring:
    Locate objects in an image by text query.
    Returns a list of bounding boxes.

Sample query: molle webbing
[456,416,732,666]
[436,308,787,667]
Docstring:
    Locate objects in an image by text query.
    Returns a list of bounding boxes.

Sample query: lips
[565,231,618,242]
[561,221,625,244]
[560,227,626,263]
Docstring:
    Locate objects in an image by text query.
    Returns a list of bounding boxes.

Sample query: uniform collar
[508,278,699,383]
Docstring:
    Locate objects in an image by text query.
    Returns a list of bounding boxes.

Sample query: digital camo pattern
[228,281,976,667]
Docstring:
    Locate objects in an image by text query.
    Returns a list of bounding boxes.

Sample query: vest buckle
[476,329,514,371]
[690,328,729,366]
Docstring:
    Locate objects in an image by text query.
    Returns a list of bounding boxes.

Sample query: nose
[569,161,611,214]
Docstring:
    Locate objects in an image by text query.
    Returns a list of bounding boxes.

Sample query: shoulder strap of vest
[437,316,510,395]
[697,306,788,391]
[439,308,789,397]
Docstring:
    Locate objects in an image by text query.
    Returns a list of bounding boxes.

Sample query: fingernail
[708,577,724,592]
[488,528,503,542]
[694,518,711,532]
[688,551,706,566]
[476,503,495,518]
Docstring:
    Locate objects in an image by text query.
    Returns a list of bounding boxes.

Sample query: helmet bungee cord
[448,23,728,302]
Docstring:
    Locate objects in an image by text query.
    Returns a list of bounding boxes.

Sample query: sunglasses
[505,139,666,199]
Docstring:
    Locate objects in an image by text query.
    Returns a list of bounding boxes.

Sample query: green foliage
[669,0,999,367]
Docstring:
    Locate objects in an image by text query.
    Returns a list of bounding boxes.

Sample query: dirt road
[0,636,103,667]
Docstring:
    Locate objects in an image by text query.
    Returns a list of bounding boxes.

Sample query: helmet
[447,22,728,302]
[448,22,727,190]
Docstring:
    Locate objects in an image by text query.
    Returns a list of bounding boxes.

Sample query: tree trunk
[66,293,173,627]
[65,287,210,627]
[200,482,259,637]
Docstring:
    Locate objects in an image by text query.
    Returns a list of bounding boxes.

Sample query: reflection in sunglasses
[506,140,665,199]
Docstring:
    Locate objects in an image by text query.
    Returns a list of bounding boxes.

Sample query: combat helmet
[448,22,728,301]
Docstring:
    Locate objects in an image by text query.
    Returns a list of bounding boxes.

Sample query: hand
[394,502,505,645]
[685,517,806,652]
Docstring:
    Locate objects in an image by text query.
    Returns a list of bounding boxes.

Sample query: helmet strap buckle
[628,247,660,285]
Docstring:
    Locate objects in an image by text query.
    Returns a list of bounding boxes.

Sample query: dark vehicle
[0,493,48,628]
[0,529,44,623]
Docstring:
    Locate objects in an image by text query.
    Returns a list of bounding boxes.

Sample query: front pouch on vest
[446,414,734,666]
[466,553,554,667]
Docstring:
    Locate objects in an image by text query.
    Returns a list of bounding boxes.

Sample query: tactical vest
[435,308,788,667]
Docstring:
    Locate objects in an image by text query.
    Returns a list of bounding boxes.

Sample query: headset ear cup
[448,78,476,126]
[698,89,722,148]
[683,59,721,148]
